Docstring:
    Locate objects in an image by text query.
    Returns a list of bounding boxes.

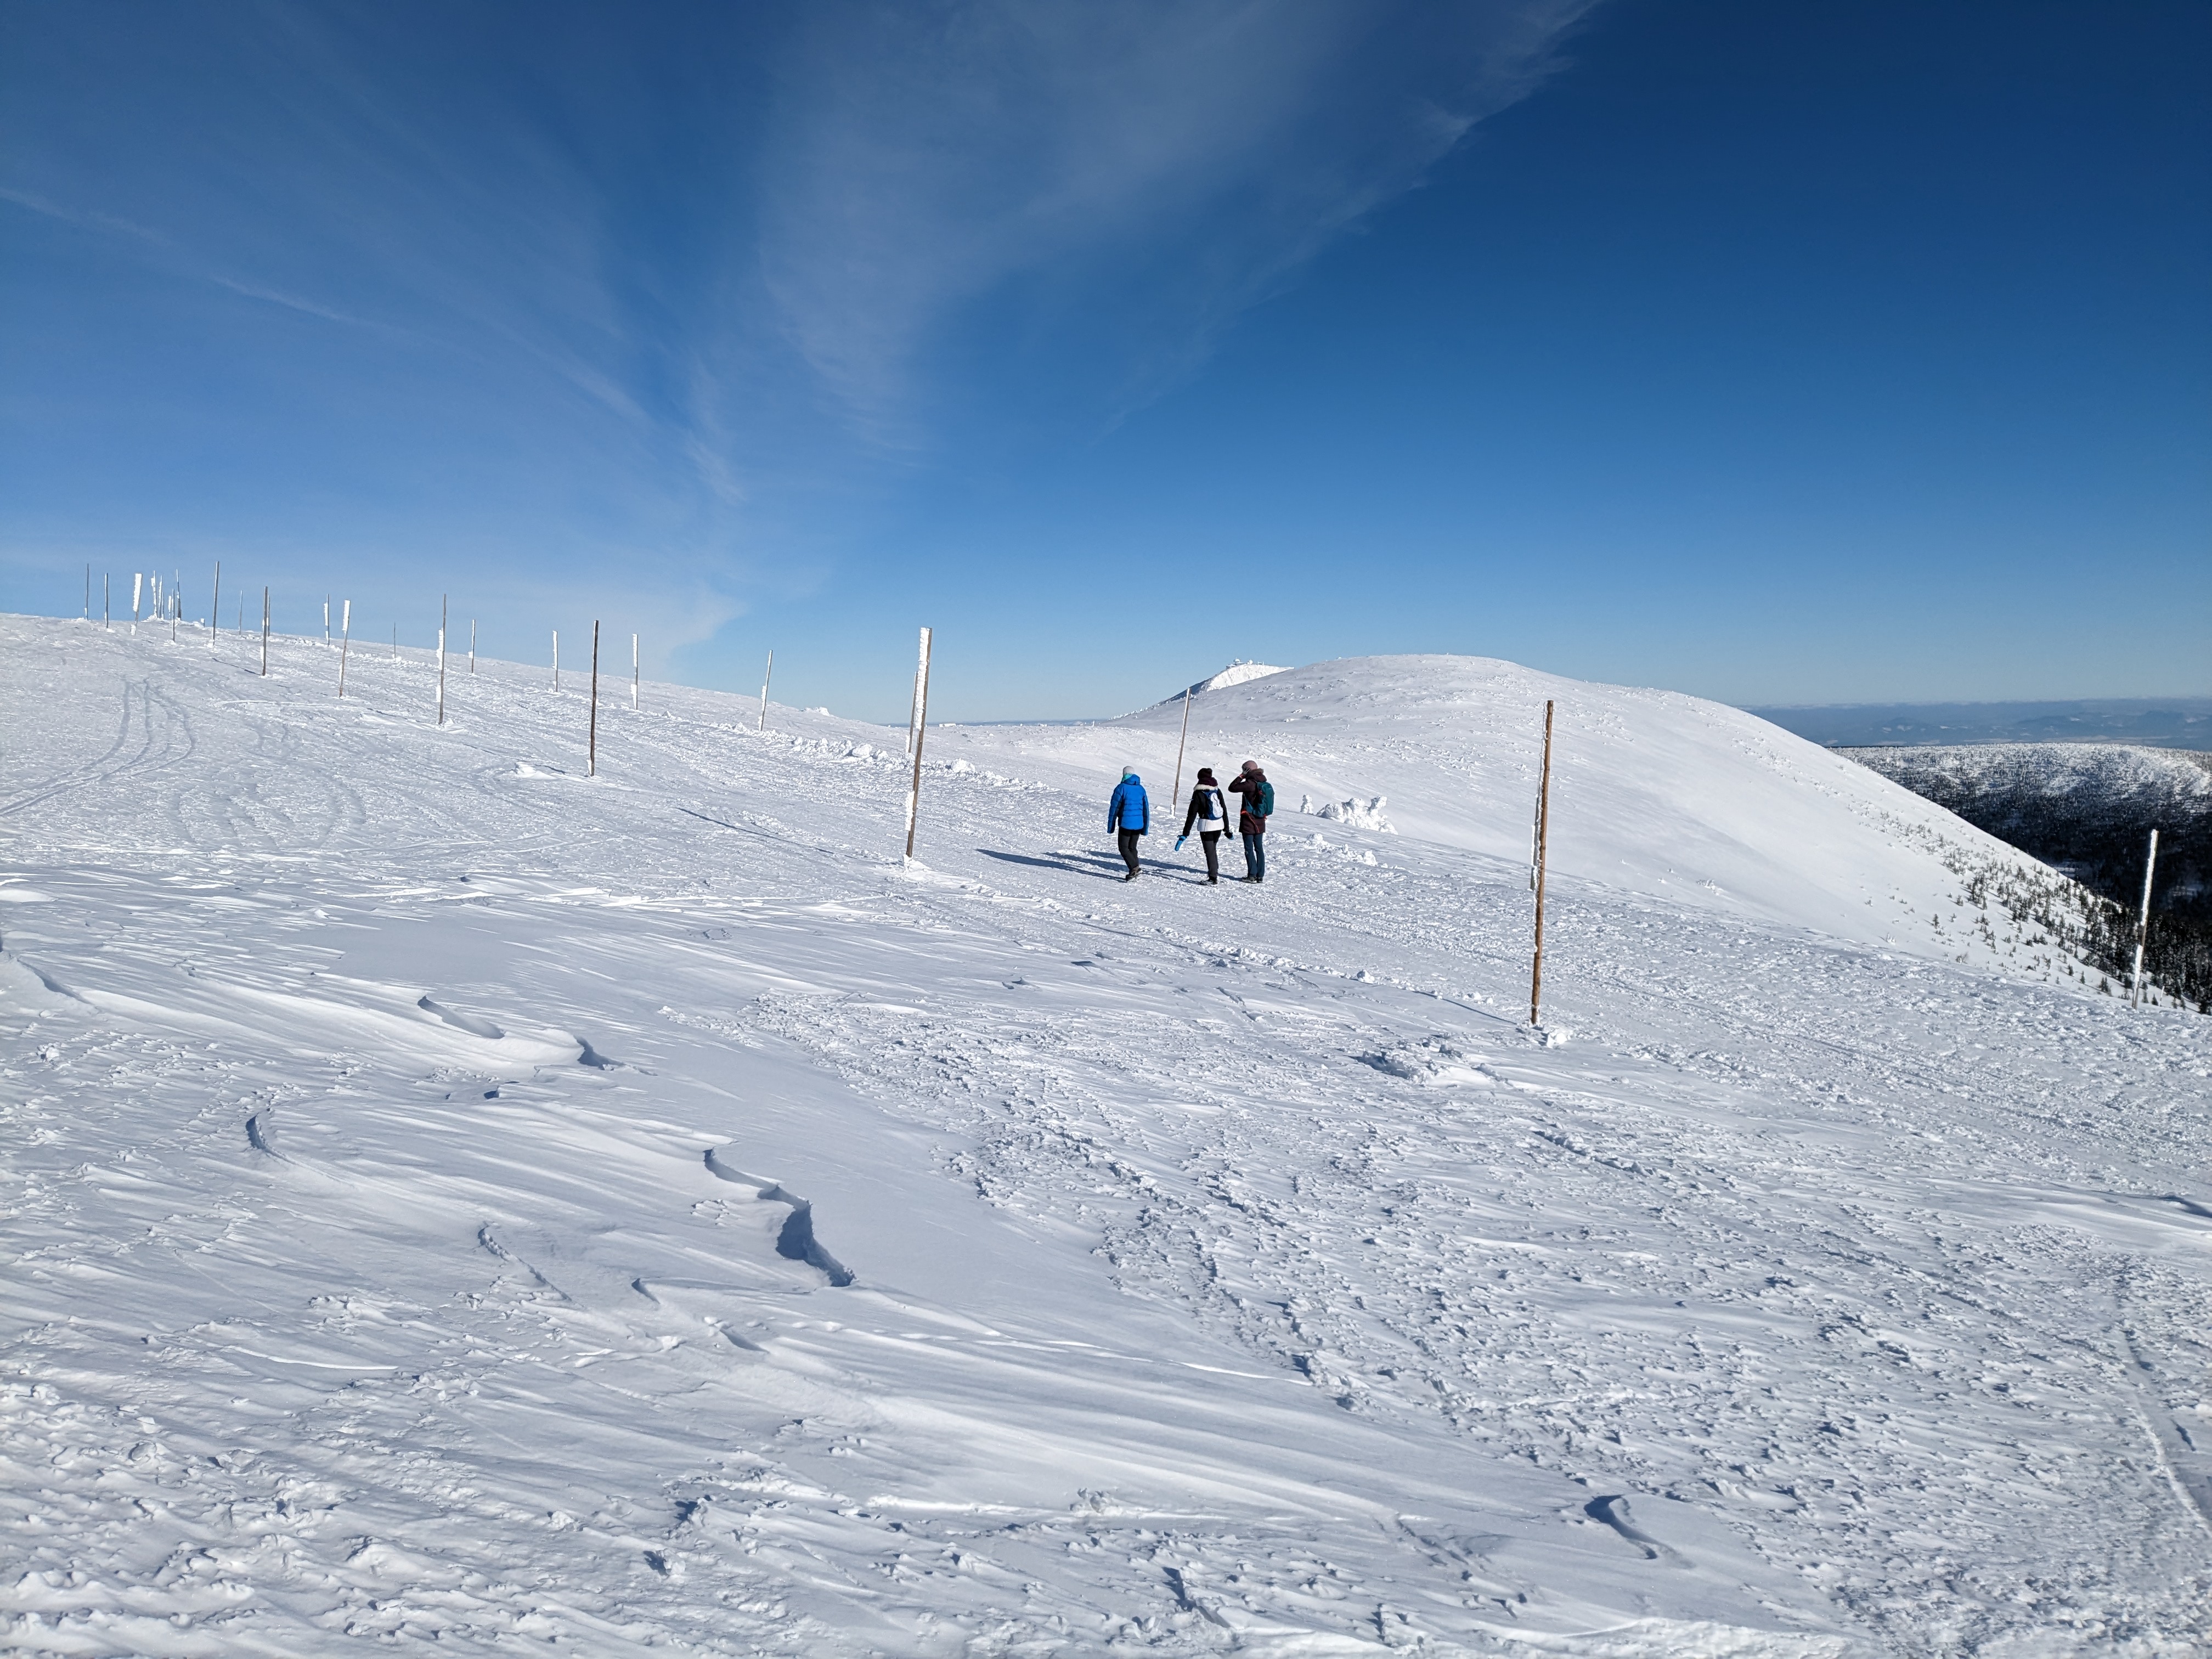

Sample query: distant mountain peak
[1150,661,1289,709]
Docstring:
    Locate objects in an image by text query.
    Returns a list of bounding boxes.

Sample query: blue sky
[4,0,2206,721]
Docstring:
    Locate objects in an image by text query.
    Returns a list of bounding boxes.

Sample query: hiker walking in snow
[1107,769,1149,881]
[1228,760,1273,883]
[1176,768,1229,884]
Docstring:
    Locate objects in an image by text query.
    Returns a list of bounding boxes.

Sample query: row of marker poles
[76,572,687,788]
[54,581,2181,1020]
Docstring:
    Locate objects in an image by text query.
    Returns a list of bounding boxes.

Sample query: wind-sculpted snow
[2,615,2207,1655]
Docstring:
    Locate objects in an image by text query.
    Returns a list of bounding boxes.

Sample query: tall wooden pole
[904,627,933,859]
[1530,699,1556,1027]
[103,574,110,629]
[552,630,560,691]
[470,618,476,675]
[588,620,601,776]
[758,650,774,732]
[2130,828,2159,1008]
[338,600,351,696]
[208,562,218,642]
[632,633,640,710]
[905,658,921,756]
[261,587,270,676]
[437,595,448,725]
[1170,685,1193,822]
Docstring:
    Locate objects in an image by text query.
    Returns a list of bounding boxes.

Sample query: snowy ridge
[947,653,2106,983]
[1142,658,1290,710]
[3,615,2208,1655]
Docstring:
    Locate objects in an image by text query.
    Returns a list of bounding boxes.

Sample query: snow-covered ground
[3,616,2208,1657]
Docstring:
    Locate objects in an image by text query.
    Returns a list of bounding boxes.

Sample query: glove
[1175,835,1187,850]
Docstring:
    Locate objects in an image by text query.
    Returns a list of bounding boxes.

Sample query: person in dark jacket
[1175,768,1229,883]
[1227,760,1273,882]
[1107,769,1148,880]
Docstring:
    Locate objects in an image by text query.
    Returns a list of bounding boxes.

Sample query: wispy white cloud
[754,1,1599,439]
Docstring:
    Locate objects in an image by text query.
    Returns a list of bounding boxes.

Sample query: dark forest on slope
[1843,745,2210,1012]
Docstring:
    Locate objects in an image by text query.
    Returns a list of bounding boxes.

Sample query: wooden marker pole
[905,653,922,757]
[1170,685,1193,822]
[552,630,560,691]
[2130,828,2160,1008]
[131,573,142,634]
[1530,698,1556,1027]
[338,600,351,696]
[588,620,601,776]
[632,633,639,711]
[208,562,218,645]
[324,598,331,648]
[437,595,448,726]
[758,650,774,732]
[103,574,110,629]
[171,590,179,644]
[903,627,933,859]
[261,588,271,675]
[470,619,476,675]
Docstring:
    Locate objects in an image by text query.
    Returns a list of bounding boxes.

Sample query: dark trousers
[1118,828,1143,876]
[1241,831,1265,879]
[1198,830,1221,880]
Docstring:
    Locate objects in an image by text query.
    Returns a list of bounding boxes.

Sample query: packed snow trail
[2,615,2207,1656]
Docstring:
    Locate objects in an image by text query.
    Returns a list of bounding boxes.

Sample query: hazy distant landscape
[1748,697,2212,750]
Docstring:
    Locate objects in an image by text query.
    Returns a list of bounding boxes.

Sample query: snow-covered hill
[951,654,2111,984]
[4,616,2208,1656]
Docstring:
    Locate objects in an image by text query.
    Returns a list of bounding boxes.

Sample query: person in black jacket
[1227,760,1273,882]
[1175,768,1229,883]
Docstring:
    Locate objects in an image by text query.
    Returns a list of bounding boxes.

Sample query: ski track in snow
[2,617,2208,1657]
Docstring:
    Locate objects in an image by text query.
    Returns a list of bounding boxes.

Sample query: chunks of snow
[1299,791,1395,832]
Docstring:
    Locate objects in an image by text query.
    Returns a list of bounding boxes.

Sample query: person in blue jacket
[1107,769,1149,881]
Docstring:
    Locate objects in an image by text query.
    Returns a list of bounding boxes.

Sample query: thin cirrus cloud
[754,0,1600,443]
[3,0,1596,665]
